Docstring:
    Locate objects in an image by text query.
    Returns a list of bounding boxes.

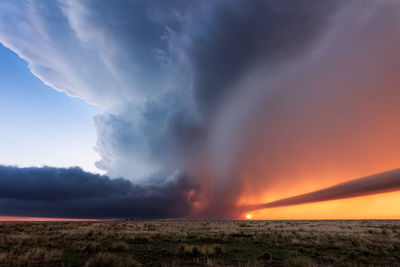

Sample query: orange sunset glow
[239,191,400,220]
[230,58,400,219]
[237,163,400,219]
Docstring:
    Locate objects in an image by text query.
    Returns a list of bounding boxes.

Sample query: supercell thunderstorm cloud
[0,0,400,219]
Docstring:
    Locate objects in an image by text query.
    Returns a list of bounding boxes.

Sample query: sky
[0,0,399,220]
[0,43,101,172]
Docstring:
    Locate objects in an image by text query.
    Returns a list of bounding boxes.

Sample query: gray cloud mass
[0,165,197,219]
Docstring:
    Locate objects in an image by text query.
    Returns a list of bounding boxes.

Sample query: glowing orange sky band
[239,168,400,213]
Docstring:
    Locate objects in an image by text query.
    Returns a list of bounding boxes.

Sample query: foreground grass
[0,220,399,266]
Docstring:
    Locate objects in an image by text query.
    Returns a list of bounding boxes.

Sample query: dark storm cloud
[1,0,344,183]
[240,169,400,213]
[92,0,343,180]
[61,0,192,97]
[0,165,197,219]
[185,1,342,114]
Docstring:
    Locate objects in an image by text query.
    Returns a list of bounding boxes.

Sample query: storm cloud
[0,165,197,219]
[1,0,400,219]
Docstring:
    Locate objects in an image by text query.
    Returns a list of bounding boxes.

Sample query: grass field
[0,220,400,266]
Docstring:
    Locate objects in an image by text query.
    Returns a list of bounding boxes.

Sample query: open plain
[0,220,400,266]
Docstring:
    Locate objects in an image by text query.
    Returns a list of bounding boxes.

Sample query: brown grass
[0,247,62,267]
[0,220,399,266]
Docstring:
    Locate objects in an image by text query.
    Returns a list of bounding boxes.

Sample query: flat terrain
[0,220,400,266]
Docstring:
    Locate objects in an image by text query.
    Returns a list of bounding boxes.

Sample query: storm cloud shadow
[0,165,198,219]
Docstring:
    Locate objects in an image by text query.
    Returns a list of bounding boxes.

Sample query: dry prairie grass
[0,247,62,266]
[0,220,399,266]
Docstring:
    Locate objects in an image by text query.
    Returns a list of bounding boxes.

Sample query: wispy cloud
[240,169,400,213]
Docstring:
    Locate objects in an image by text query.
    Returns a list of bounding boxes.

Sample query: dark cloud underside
[0,165,197,219]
